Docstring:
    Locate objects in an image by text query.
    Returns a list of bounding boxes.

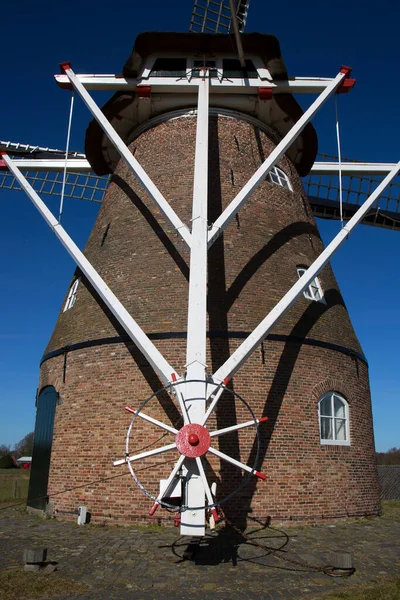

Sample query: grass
[0,469,30,502]
[381,501,400,521]
[0,568,88,600]
[318,577,400,600]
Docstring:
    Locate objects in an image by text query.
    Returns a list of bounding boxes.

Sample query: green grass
[317,577,400,600]
[0,568,88,600]
[381,500,400,520]
[0,469,30,502]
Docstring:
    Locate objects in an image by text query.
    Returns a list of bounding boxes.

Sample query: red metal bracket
[59,61,72,73]
[0,151,7,171]
[223,377,230,386]
[337,78,356,94]
[58,62,73,89]
[137,85,151,99]
[340,65,352,77]
[258,87,273,101]
[258,416,269,423]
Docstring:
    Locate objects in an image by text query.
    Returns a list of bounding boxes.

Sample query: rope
[58,92,75,222]
[334,94,344,227]
[216,507,355,577]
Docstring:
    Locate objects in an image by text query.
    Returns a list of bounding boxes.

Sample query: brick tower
[32,33,380,527]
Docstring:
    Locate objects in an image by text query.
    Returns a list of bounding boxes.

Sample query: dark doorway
[27,385,57,510]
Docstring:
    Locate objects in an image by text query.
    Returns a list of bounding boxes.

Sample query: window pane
[320,417,333,439]
[334,396,345,418]
[223,58,258,78]
[320,396,332,416]
[150,58,187,77]
[335,418,347,440]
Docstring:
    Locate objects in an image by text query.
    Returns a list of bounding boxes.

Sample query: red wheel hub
[176,424,210,458]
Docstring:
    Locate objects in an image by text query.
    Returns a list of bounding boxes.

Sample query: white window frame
[63,278,80,312]
[297,266,326,304]
[187,57,223,81]
[318,392,350,446]
[268,166,292,191]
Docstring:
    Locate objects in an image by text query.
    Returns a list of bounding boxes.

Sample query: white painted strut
[207,69,349,247]
[211,162,400,386]
[2,153,179,387]
[61,64,192,248]
[310,162,399,175]
[54,73,344,94]
[182,75,210,536]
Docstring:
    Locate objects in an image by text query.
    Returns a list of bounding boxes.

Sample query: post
[181,74,210,536]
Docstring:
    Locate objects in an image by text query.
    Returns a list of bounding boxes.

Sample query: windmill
[1,1,398,537]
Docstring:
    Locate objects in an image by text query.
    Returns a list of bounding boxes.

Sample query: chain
[216,507,355,577]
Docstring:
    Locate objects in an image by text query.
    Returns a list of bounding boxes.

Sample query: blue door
[27,386,57,510]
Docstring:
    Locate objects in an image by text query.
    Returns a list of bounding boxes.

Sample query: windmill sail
[303,155,400,231]
[2,143,399,230]
[189,0,250,33]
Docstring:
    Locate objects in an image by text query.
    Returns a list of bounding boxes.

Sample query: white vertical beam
[211,162,400,386]
[181,75,210,537]
[61,64,192,248]
[2,153,179,386]
[207,69,348,247]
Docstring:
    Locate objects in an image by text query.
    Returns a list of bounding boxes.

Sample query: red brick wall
[39,114,380,526]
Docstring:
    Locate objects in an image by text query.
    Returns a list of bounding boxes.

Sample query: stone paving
[0,503,399,599]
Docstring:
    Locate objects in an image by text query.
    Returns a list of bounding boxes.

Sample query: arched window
[318,392,350,445]
[268,166,292,191]
[63,278,80,312]
[297,266,326,304]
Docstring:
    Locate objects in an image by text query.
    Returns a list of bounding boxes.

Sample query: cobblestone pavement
[0,504,399,600]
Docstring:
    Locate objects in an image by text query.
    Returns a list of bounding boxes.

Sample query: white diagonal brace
[2,154,179,386]
[61,64,192,248]
[207,69,348,247]
[212,162,400,386]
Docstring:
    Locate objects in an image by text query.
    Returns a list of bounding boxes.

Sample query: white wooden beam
[1,153,180,387]
[210,162,400,387]
[61,64,192,248]
[207,69,348,247]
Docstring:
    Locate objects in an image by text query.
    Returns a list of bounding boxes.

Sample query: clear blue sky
[0,0,398,452]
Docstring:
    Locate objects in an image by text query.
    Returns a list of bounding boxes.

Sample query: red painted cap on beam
[148,502,159,516]
[340,65,352,77]
[59,61,72,73]
[337,78,356,94]
[255,471,267,481]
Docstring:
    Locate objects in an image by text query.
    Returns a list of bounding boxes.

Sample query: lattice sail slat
[189,0,250,34]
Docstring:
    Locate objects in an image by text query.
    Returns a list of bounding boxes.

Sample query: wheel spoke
[210,416,268,438]
[208,446,266,480]
[148,454,186,516]
[195,456,219,522]
[125,406,178,434]
[113,442,177,466]
[201,383,225,425]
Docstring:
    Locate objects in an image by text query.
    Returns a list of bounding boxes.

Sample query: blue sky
[0,0,399,451]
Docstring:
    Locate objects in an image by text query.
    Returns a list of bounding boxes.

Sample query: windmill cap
[85,32,317,177]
